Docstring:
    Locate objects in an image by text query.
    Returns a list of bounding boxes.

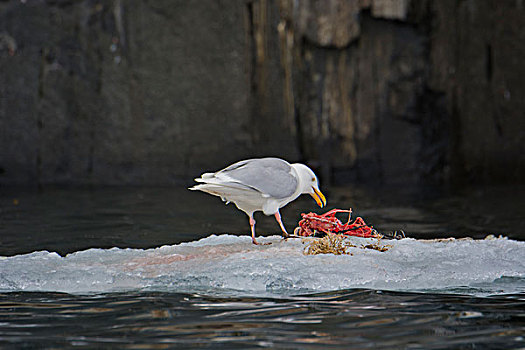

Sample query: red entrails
[294,208,381,238]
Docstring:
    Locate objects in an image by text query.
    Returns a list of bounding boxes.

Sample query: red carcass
[294,209,381,238]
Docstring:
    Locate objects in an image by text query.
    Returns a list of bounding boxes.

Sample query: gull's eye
[311,177,316,182]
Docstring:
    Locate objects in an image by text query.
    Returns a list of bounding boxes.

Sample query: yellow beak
[310,187,326,208]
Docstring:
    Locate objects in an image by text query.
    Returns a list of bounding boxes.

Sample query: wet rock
[0,0,523,186]
[294,0,361,48]
[370,0,410,20]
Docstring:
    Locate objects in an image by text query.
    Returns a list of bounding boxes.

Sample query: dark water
[0,185,524,348]
[1,290,524,349]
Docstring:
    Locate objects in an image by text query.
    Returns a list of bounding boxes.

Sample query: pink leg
[249,215,271,245]
[274,211,289,238]
[249,215,259,244]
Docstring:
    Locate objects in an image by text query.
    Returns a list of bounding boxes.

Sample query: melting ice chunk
[0,235,524,296]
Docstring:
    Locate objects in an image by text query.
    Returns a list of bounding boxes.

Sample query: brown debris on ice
[302,234,391,255]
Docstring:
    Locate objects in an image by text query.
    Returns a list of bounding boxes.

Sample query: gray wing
[219,158,298,199]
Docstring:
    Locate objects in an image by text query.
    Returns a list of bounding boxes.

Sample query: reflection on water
[1,290,524,348]
[0,185,523,256]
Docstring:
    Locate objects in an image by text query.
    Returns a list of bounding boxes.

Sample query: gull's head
[291,163,326,208]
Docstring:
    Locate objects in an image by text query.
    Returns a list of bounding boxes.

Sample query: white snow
[1,235,524,296]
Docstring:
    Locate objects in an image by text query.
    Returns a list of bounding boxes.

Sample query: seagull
[189,157,326,245]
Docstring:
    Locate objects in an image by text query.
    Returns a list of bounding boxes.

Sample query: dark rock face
[429,0,525,185]
[277,0,442,185]
[0,0,286,185]
[0,0,523,186]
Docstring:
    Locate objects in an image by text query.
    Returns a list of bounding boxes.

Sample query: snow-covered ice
[1,235,524,296]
